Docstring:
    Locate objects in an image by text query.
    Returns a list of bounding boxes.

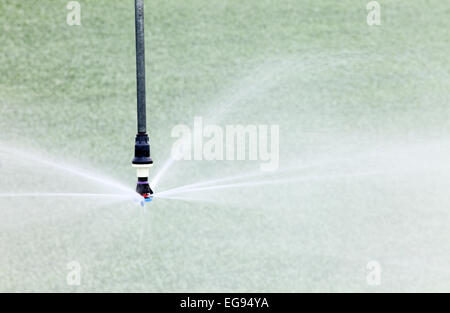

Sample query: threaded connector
[132,133,153,165]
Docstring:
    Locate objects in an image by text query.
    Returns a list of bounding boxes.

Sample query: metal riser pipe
[135,0,146,134]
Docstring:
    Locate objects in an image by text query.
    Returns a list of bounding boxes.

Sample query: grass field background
[1,0,450,292]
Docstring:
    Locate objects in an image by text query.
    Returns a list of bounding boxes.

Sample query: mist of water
[2,52,450,292]
[1,146,134,194]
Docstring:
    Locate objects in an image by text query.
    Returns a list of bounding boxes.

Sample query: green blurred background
[0,0,449,292]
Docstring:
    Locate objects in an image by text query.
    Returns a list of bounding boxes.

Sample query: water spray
[132,0,153,201]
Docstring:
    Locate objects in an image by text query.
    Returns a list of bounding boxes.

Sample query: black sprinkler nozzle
[136,177,153,199]
[132,133,153,165]
[132,133,154,198]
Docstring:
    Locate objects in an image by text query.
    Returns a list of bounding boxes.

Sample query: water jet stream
[0,193,131,199]
[157,170,386,198]
[156,158,357,195]
[0,145,134,195]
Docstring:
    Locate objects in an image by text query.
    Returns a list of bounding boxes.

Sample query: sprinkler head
[136,177,153,201]
[132,133,154,200]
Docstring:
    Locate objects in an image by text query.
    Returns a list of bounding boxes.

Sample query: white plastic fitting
[132,163,153,178]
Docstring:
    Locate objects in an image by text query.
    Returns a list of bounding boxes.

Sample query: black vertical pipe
[135,0,146,133]
[132,0,152,169]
